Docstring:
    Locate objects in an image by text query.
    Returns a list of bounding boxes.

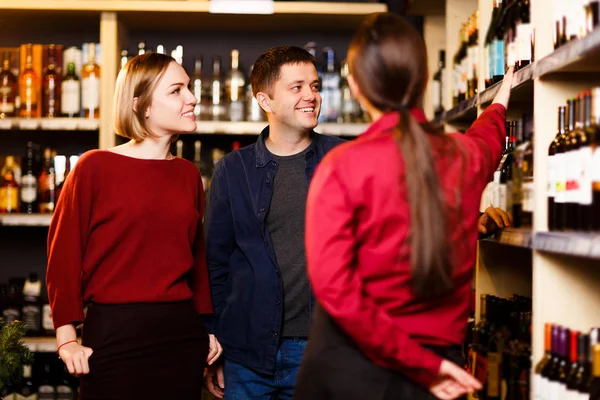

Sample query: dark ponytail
[349,13,462,298]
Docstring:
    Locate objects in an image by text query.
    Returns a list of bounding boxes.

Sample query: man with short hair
[203,46,343,399]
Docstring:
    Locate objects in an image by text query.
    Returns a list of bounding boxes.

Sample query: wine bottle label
[82,76,100,110]
[522,181,535,213]
[517,23,533,62]
[43,303,54,331]
[493,39,505,78]
[22,305,41,331]
[592,147,600,183]
[555,153,567,203]
[579,146,593,205]
[467,46,475,81]
[62,79,81,115]
[2,308,19,324]
[566,149,581,203]
[0,186,19,211]
[21,174,38,203]
[547,155,556,198]
[0,94,15,113]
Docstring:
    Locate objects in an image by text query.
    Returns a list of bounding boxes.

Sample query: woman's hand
[59,341,94,376]
[492,66,515,109]
[429,359,482,400]
[207,333,223,365]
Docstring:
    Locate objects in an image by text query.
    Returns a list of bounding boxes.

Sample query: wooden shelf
[194,121,368,136]
[484,227,533,249]
[533,231,600,259]
[0,118,99,131]
[535,28,600,78]
[0,214,53,227]
[0,1,387,32]
[23,337,58,352]
[444,96,478,125]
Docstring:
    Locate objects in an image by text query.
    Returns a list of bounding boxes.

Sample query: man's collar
[255,126,316,168]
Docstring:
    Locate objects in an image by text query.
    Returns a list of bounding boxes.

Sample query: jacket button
[273,162,277,167]
[273,332,278,337]
[266,179,270,184]
[276,300,281,305]
[260,208,265,212]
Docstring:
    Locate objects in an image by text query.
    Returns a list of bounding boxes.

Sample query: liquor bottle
[38,147,56,214]
[42,44,61,118]
[554,0,567,49]
[504,0,518,71]
[37,354,56,400]
[580,91,594,231]
[0,156,20,214]
[483,0,496,89]
[2,279,23,325]
[432,50,446,118]
[137,41,146,56]
[82,43,100,119]
[340,61,361,123]
[552,327,571,400]
[61,62,81,118]
[549,107,565,231]
[210,55,225,121]
[543,325,563,400]
[521,115,534,227]
[491,0,506,85]
[573,333,591,399]
[20,142,38,214]
[21,272,42,336]
[534,323,553,399]
[590,343,600,400]
[566,331,581,397]
[587,0,600,34]
[15,364,37,400]
[246,65,265,123]
[0,51,17,118]
[592,88,600,232]
[120,49,129,70]
[54,155,69,202]
[566,96,584,231]
[19,44,39,118]
[515,0,533,70]
[41,295,54,337]
[192,56,205,120]
[320,47,342,123]
[226,50,246,122]
[466,12,479,100]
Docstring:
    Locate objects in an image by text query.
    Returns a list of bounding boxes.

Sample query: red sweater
[47,150,213,329]
[305,104,506,388]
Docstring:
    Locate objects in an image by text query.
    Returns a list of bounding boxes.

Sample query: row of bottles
[547,89,600,232]
[0,143,79,214]
[483,0,534,91]
[480,115,534,228]
[452,11,479,105]
[0,43,101,120]
[1,353,79,400]
[468,293,532,399]
[0,274,54,337]
[553,0,600,49]
[120,41,366,124]
[533,324,600,400]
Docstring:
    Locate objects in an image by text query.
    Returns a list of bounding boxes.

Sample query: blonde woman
[46,53,222,399]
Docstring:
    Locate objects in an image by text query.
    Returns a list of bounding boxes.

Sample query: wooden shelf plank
[535,28,600,78]
[0,214,53,227]
[0,118,99,131]
[194,121,368,136]
[533,231,600,259]
[23,337,58,353]
[483,227,533,249]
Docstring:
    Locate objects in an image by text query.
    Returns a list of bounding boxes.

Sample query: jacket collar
[255,126,317,168]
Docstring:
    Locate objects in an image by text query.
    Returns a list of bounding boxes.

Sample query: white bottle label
[547,155,556,198]
[82,76,100,110]
[566,149,581,203]
[579,146,593,205]
[62,80,81,115]
[20,174,37,203]
[516,23,533,62]
[555,153,567,203]
[523,181,535,212]
[432,80,441,110]
[592,147,600,183]
[42,304,54,331]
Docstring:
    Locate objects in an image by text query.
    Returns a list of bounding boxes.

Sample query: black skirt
[80,301,209,400]
[294,303,466,400]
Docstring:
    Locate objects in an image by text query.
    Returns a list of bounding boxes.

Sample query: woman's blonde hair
[114,53,175,142]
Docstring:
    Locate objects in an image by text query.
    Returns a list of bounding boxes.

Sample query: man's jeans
[224,338,308,399]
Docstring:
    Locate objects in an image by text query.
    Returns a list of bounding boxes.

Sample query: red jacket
[305,104,506,388]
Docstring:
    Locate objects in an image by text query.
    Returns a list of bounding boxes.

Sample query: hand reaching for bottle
[492,66,515,109]
[429,359,482,400]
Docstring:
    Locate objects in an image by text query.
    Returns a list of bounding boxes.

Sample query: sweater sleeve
[46,161,92,329]
[192,175,213,315]
[460,103,507,184]
[305,160,443,389]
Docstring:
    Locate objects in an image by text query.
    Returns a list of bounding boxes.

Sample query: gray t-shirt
[266,149,310,338]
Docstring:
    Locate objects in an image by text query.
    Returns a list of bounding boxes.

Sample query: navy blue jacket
[205,126,344,374]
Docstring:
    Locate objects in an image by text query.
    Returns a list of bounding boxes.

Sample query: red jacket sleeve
[305,160,443,389]
[46,162,91,329]
[192,176,213,315]
[459,103,507,184]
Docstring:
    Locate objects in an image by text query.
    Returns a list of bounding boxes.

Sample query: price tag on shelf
[209,0,274,15]
[78,119,99,130]
[19,119,39,130]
